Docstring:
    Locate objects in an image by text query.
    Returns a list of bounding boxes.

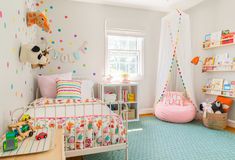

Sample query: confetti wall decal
[35,0,94,80]
[0,0,37,134]
[0,10,3,18]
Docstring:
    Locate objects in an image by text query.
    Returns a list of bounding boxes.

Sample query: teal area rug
[85,117,235,160]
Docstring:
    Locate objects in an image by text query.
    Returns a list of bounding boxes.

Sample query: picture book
[211,79,224,91]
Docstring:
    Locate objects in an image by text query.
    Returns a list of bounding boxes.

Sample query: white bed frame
[10,101,129,159]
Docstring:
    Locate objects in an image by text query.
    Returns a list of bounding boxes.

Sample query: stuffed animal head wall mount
[19,44,52,69]
[26,11,51,32]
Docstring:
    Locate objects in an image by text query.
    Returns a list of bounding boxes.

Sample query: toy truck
[3,131,18,152]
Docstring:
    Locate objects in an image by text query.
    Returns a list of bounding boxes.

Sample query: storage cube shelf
[98,82,139,122]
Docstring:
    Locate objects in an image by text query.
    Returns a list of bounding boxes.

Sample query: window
[105,30,144,80]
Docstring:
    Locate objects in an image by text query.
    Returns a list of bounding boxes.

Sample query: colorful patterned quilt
[30,98,127,151]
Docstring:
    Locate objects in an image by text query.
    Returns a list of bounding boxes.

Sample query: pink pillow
[38,72,72,98]
[163,91,184,106]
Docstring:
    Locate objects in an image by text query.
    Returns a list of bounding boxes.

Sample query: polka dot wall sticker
[58,28,62,32]
[59,39,63,43]
[73,52,80,60]
[0,10,3,18]
[6,62,9,68]
[82,64,86,67]
[73,70,76,74]
[93,73,96,76]
[50,6,53,9]
[49,19,52,23]
[57,66,61,70]
[74,34,78,38]
[65,16,68,19]
[10,84,13,90]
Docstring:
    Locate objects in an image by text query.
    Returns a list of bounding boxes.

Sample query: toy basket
[203,112,227,130]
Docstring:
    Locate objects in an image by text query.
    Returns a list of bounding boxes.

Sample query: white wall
[0,0,37,135]
[187,0,235,120]
[36,0,164,113]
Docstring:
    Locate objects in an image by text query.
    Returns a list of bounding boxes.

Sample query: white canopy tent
[155,10,197,107]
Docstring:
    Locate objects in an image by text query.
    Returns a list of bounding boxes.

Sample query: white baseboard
[227,119,235,128]
[139,107,154,115]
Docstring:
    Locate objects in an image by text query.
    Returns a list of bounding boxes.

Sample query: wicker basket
[203,112,227,130]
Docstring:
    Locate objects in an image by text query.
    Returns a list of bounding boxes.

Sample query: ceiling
[71,0,205,12]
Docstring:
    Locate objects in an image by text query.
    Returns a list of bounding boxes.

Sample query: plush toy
[200,102,213,113]
[19,44,52,69]
[216,96,233,112]
[211,101,224,114]
[26,11,50,32]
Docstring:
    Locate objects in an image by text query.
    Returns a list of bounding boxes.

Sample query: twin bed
[10,85,129,159]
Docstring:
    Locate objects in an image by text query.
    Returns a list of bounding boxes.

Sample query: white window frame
[105,29,145,80]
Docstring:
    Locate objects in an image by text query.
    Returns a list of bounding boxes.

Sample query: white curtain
[155,10,197,107]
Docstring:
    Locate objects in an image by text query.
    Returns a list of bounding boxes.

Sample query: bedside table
[0,129,65,160]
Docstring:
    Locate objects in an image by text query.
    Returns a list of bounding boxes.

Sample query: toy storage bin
[104,93,117,103]
[128,109,136,120]
[203,112,227,130]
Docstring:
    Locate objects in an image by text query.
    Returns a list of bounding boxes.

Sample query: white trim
[227,119,235,128]
[139,107,154,115]
[104,23,145,78]
[66,143,127,158]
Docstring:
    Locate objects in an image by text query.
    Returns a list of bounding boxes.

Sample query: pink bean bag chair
[154,99,196,123]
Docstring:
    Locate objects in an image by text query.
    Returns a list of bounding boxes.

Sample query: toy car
[21,114,31,121]
[35,132,47,140]
[3,138,18,152]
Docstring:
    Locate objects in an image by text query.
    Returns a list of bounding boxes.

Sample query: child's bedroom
[1,0,235,159]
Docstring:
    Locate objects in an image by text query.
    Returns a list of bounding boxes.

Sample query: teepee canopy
[155,10,197,107]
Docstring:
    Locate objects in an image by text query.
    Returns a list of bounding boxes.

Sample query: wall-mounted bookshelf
[203,37,235,50]
[203,64,235,72]
[202,88,235,98]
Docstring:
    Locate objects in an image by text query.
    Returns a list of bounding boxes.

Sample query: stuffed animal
[26,11,50,32]
[211,101,224,114]
[216,96,233,112]
[200,102,213,113]
[19,44,52,69]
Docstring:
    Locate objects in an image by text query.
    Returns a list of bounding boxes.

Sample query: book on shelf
[210,31,221,46]
[203,57,214,72]
[122,89,128,102]
[210,79,224,94]
[223,80,231,91]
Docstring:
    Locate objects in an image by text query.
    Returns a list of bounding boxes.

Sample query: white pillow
[80,80,94,100]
